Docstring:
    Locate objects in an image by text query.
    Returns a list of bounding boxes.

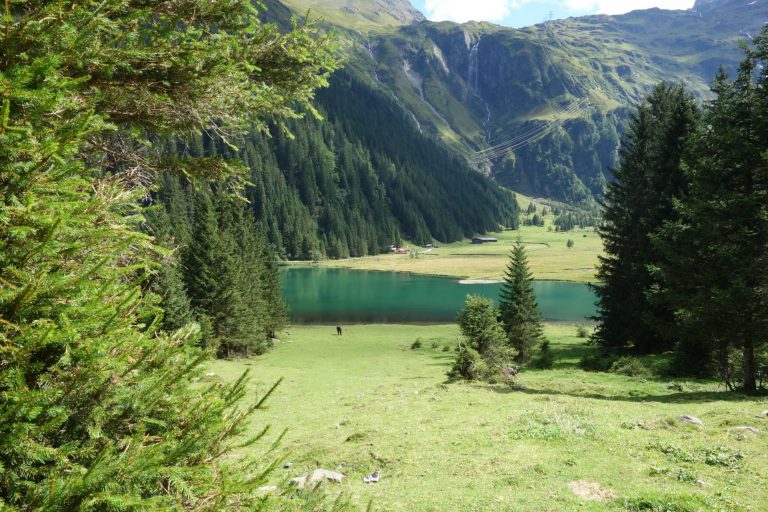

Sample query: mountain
[279,0,424,29]
[277,0,767,202]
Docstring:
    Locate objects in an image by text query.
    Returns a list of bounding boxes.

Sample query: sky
[409,0,697,28]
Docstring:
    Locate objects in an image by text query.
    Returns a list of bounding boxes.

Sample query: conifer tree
[653,37,768,391]
[451,295,509,381]
[499,239,545,363]
[594,83,700,354]
[0,1,336,508]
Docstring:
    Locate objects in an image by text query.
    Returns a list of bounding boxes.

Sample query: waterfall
[468,42,480,96]
[469,39,492,143]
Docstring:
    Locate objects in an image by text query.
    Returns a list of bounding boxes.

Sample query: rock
[289,476,307,489]
[290,469,345,490]
[283,462,293,469]
[204,372,216,377]
[733,426,760,434]
[363,471,380,484]
[257,485,278,493]
[678,415,704,426]
[758,411,768,418]
[310,468,345,484]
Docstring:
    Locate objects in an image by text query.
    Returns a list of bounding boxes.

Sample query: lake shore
[312,224,603,284]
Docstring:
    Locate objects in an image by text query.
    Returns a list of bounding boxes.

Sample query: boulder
[363,471,380,484]
[732,426,760,434]
[678,415,704,426]
[290,469,345,490]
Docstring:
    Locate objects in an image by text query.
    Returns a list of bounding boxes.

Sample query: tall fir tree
[653,37,768,390]
[0,0,336,508]
[594,83,700,354]
[144,207,195,332]
[498,239,545,363]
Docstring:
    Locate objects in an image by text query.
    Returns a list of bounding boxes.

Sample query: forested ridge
[157,70,519,261]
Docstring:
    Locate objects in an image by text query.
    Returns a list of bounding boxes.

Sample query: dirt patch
[568,480,617,501]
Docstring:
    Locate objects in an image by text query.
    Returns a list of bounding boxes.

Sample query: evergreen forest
[156,70,519,261]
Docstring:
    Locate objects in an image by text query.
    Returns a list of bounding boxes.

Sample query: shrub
[448,345,490,381]
[610,356,651,377]
[411,338,423,349]
[579,352,618,372]
[624,494,712,511]
[576,325,589,338]
[531,340,555,369]
[442,345,451,352]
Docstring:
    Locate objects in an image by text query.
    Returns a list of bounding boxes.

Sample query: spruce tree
[594,82,700,354]
[451,295,509,381]
[653,37,768,391]
[499,239,545,363]
[0,1,336,508]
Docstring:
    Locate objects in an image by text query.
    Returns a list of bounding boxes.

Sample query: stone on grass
[290,469,346,490]
[568,481,617,501]
[678,415,704,426]
[758,411,768,418]
[732,426,760,434]
[363,471,380,484]
[257,485,278,493]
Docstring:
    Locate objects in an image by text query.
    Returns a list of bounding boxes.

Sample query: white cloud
[422,0,696,23]
[565,0,695,14]
[423,0,531,23]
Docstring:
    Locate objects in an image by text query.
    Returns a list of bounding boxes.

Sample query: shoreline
[280,261,597,285]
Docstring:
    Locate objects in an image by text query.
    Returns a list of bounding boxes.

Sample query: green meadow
[207,325,768,511]
[319,224,602,284]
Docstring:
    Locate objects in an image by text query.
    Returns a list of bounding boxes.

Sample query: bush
[610,356,651,377]
[576,325,589,338]
[442,345,451,352]
[624,494,712,511]
[411,338,423,349]
[531,340,556,369]
[448,345,491,381]
[579,352,618,372]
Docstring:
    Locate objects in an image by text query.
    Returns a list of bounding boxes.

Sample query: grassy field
[318,224,602,284]
[207,325,767,511]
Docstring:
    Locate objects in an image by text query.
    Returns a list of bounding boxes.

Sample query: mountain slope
[279,0,766,202]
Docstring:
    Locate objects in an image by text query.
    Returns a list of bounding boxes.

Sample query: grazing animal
[336,325,342,336]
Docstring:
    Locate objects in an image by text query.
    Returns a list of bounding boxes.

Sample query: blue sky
[409,0,697,28]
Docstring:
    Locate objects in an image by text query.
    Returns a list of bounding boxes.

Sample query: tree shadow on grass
[550,343,593,368]
[482,383,757,404]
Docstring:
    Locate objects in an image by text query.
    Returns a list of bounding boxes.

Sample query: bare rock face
[375,0,426,24]
[678,415,704,426]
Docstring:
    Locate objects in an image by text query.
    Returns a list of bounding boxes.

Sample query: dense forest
[146,177,287,357]
[159,70,520,260]
[593,38,768,392]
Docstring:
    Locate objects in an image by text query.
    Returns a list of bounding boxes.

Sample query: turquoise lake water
[281,268,596,324]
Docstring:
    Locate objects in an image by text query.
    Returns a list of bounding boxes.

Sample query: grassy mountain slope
[277,0,766,202]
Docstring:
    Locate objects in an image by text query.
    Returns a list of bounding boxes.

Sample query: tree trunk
[743,336,756,393]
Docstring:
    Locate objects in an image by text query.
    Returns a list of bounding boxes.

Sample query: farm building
[471,237,498,244]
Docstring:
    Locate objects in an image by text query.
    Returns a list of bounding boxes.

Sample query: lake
[281,268,596,324]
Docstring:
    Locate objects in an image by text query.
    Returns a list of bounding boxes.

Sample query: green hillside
[277,0,766,202]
